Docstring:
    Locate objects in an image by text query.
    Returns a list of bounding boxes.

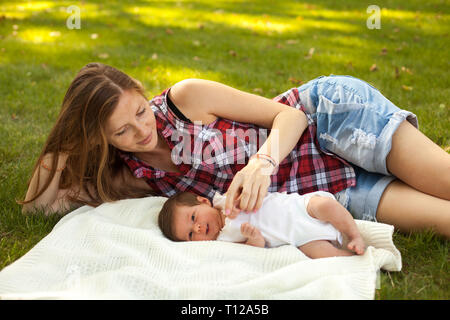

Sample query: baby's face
[172,197,225,242]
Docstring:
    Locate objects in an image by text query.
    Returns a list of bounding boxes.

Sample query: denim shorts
[297,75,419,221]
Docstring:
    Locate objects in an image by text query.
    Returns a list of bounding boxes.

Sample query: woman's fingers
[241,178,262,212]
[225,159,273,213]
[242,175,271,212]
[239,177,255,211]
[254,180,270,211]
[225,172,244,216]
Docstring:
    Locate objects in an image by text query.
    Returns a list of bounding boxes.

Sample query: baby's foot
[347,236,365,255]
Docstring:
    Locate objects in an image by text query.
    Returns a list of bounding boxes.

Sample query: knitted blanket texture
[0,196,401,299]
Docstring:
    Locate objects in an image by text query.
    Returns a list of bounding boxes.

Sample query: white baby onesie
[213,191,343,248]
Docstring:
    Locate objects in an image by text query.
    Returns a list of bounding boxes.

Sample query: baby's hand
[240,223,262,240]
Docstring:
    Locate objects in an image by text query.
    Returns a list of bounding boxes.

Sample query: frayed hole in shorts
[350,128,376,149]
[319,132,338,144]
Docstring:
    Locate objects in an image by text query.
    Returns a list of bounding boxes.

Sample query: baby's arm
[307,196,365,255]
[240,223,265,248]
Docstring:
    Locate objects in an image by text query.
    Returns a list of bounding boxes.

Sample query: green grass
[0,0,449,299]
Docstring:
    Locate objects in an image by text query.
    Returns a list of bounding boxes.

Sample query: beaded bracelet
[250,153,277,168]
[40,159,66,172]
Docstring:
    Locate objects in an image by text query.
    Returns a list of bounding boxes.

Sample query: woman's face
[106,89,158,153]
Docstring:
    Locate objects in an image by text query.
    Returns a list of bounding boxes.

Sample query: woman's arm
[22,153,72,215]
[23,153,99,215]
[23,153,152,215]
[170,79,308,213]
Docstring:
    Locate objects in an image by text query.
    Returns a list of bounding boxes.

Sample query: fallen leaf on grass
[289,77,304,85]
[394,66,414,79]
[305,4,317,10]
[370,64,378,72]
[229,50,237,56]
[0,230,13,237]
[98,53,109,59]
[304,47,315,59]
[402,85,413,91]
[394,66,400,79]
[401,66,413,75]
[396,41,408,52]
[380,48,388,55]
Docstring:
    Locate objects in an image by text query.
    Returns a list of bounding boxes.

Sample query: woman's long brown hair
[20,62,154,208]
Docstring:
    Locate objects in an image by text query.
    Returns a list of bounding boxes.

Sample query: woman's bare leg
[377,180,450,238]
[387,120,450,200]
[298,240,354,259]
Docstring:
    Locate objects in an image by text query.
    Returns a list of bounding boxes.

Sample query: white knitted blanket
[0,196,401,300]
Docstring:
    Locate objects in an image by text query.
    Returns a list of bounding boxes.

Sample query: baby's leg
[298,240,354,259]
[307,196,365,255]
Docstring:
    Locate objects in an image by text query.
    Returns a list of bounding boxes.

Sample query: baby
[158,191,366,259]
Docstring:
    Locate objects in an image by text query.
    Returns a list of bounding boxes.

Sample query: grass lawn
[0,0,448,299]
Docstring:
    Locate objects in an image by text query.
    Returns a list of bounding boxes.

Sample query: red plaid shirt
[120,87,356,201]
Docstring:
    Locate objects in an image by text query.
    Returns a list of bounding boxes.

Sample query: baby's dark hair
[158,192,201,241]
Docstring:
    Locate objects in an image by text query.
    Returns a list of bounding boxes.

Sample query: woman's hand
[225,157,274,215]
[22,152,70,215]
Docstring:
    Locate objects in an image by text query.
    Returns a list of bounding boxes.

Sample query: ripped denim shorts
[297,75,419,221]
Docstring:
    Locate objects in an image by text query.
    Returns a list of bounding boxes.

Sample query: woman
[21,63,450,238]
